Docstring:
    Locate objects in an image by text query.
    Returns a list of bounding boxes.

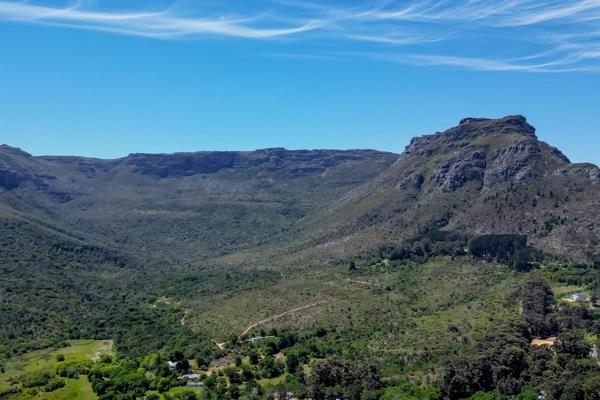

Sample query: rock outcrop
[315,115,600,263]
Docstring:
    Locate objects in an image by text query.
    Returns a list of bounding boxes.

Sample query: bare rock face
[404,115,537,157]
[483,141,541,188]
[395,173,425,190]
[399,116,546,193]
[325,115,600,263]
[555,164,600,184]
[123,148,397,179]
[431,149,486,192]
[126,152,237,177]
[458,115,536,137]
[398,116,579,193]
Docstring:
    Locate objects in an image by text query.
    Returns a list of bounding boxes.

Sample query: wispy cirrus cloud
[0,0,323,38]
[1,0,600,72]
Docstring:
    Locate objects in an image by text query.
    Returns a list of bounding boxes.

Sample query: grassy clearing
[551,285,585,295]
[154,296,181,307]
[584,333,598,345]
[0,340,113,399]
[165,386,204,397]
[258,373,288,387]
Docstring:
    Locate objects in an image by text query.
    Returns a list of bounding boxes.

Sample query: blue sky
[1,1,599,165]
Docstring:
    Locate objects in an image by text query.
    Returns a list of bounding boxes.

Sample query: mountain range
[2,115,597,267]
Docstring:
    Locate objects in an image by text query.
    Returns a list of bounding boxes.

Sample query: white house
[570,293,588,302]
[246,335,276,343]
[167,361,178,370]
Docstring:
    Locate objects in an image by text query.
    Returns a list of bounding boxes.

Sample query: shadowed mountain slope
[0,147,398,262]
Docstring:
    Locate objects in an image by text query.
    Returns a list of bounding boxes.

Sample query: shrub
[44,379,66,392]
[20,371,52,388]
[56,361,91,378]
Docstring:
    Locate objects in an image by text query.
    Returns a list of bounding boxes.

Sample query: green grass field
[257,373,288,387]
[0,340,112,399]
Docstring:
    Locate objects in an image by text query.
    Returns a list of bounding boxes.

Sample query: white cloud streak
[1,0,600,72]
[0,1,323,38]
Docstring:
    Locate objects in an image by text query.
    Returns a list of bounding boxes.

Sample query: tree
[204,375,217,390]
[582,372,600,400]
[176,359,191,374]
[261,356,283,378]
[224,367,242,384]
[228,333,238,347]
[521,273,554,337]
[286,353,299,373]
[309,356,381,397]
[515,386,538,400]
[173,390,198,400]
[469,234,533,268]
[248,350,260,365]
[241,365,254,382]
[555,330,591,358]
[228,384,241,399]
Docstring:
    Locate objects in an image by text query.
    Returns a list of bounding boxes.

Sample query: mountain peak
[0,144,31,157]
[457,115,536,138]
[396,114,578,195]
[405,115,537,156]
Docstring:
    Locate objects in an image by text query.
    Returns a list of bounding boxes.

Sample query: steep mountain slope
[294,116,600,264]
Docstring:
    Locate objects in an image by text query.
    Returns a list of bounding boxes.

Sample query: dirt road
[239,300,328,338]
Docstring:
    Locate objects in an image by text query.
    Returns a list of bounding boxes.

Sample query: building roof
[178,373,201,380]
[531,337,557,346]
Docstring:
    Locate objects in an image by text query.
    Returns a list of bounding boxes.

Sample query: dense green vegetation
[2,211,598,399]
[4,252,598,399]
[441,273,600,399]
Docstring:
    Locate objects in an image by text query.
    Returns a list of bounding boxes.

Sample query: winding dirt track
[239,300,328,338]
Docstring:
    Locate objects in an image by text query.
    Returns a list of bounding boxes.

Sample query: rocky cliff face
[306,116,600,263]
[123,148,393,178]
[429,148,486,192]
[398,116,574,193]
